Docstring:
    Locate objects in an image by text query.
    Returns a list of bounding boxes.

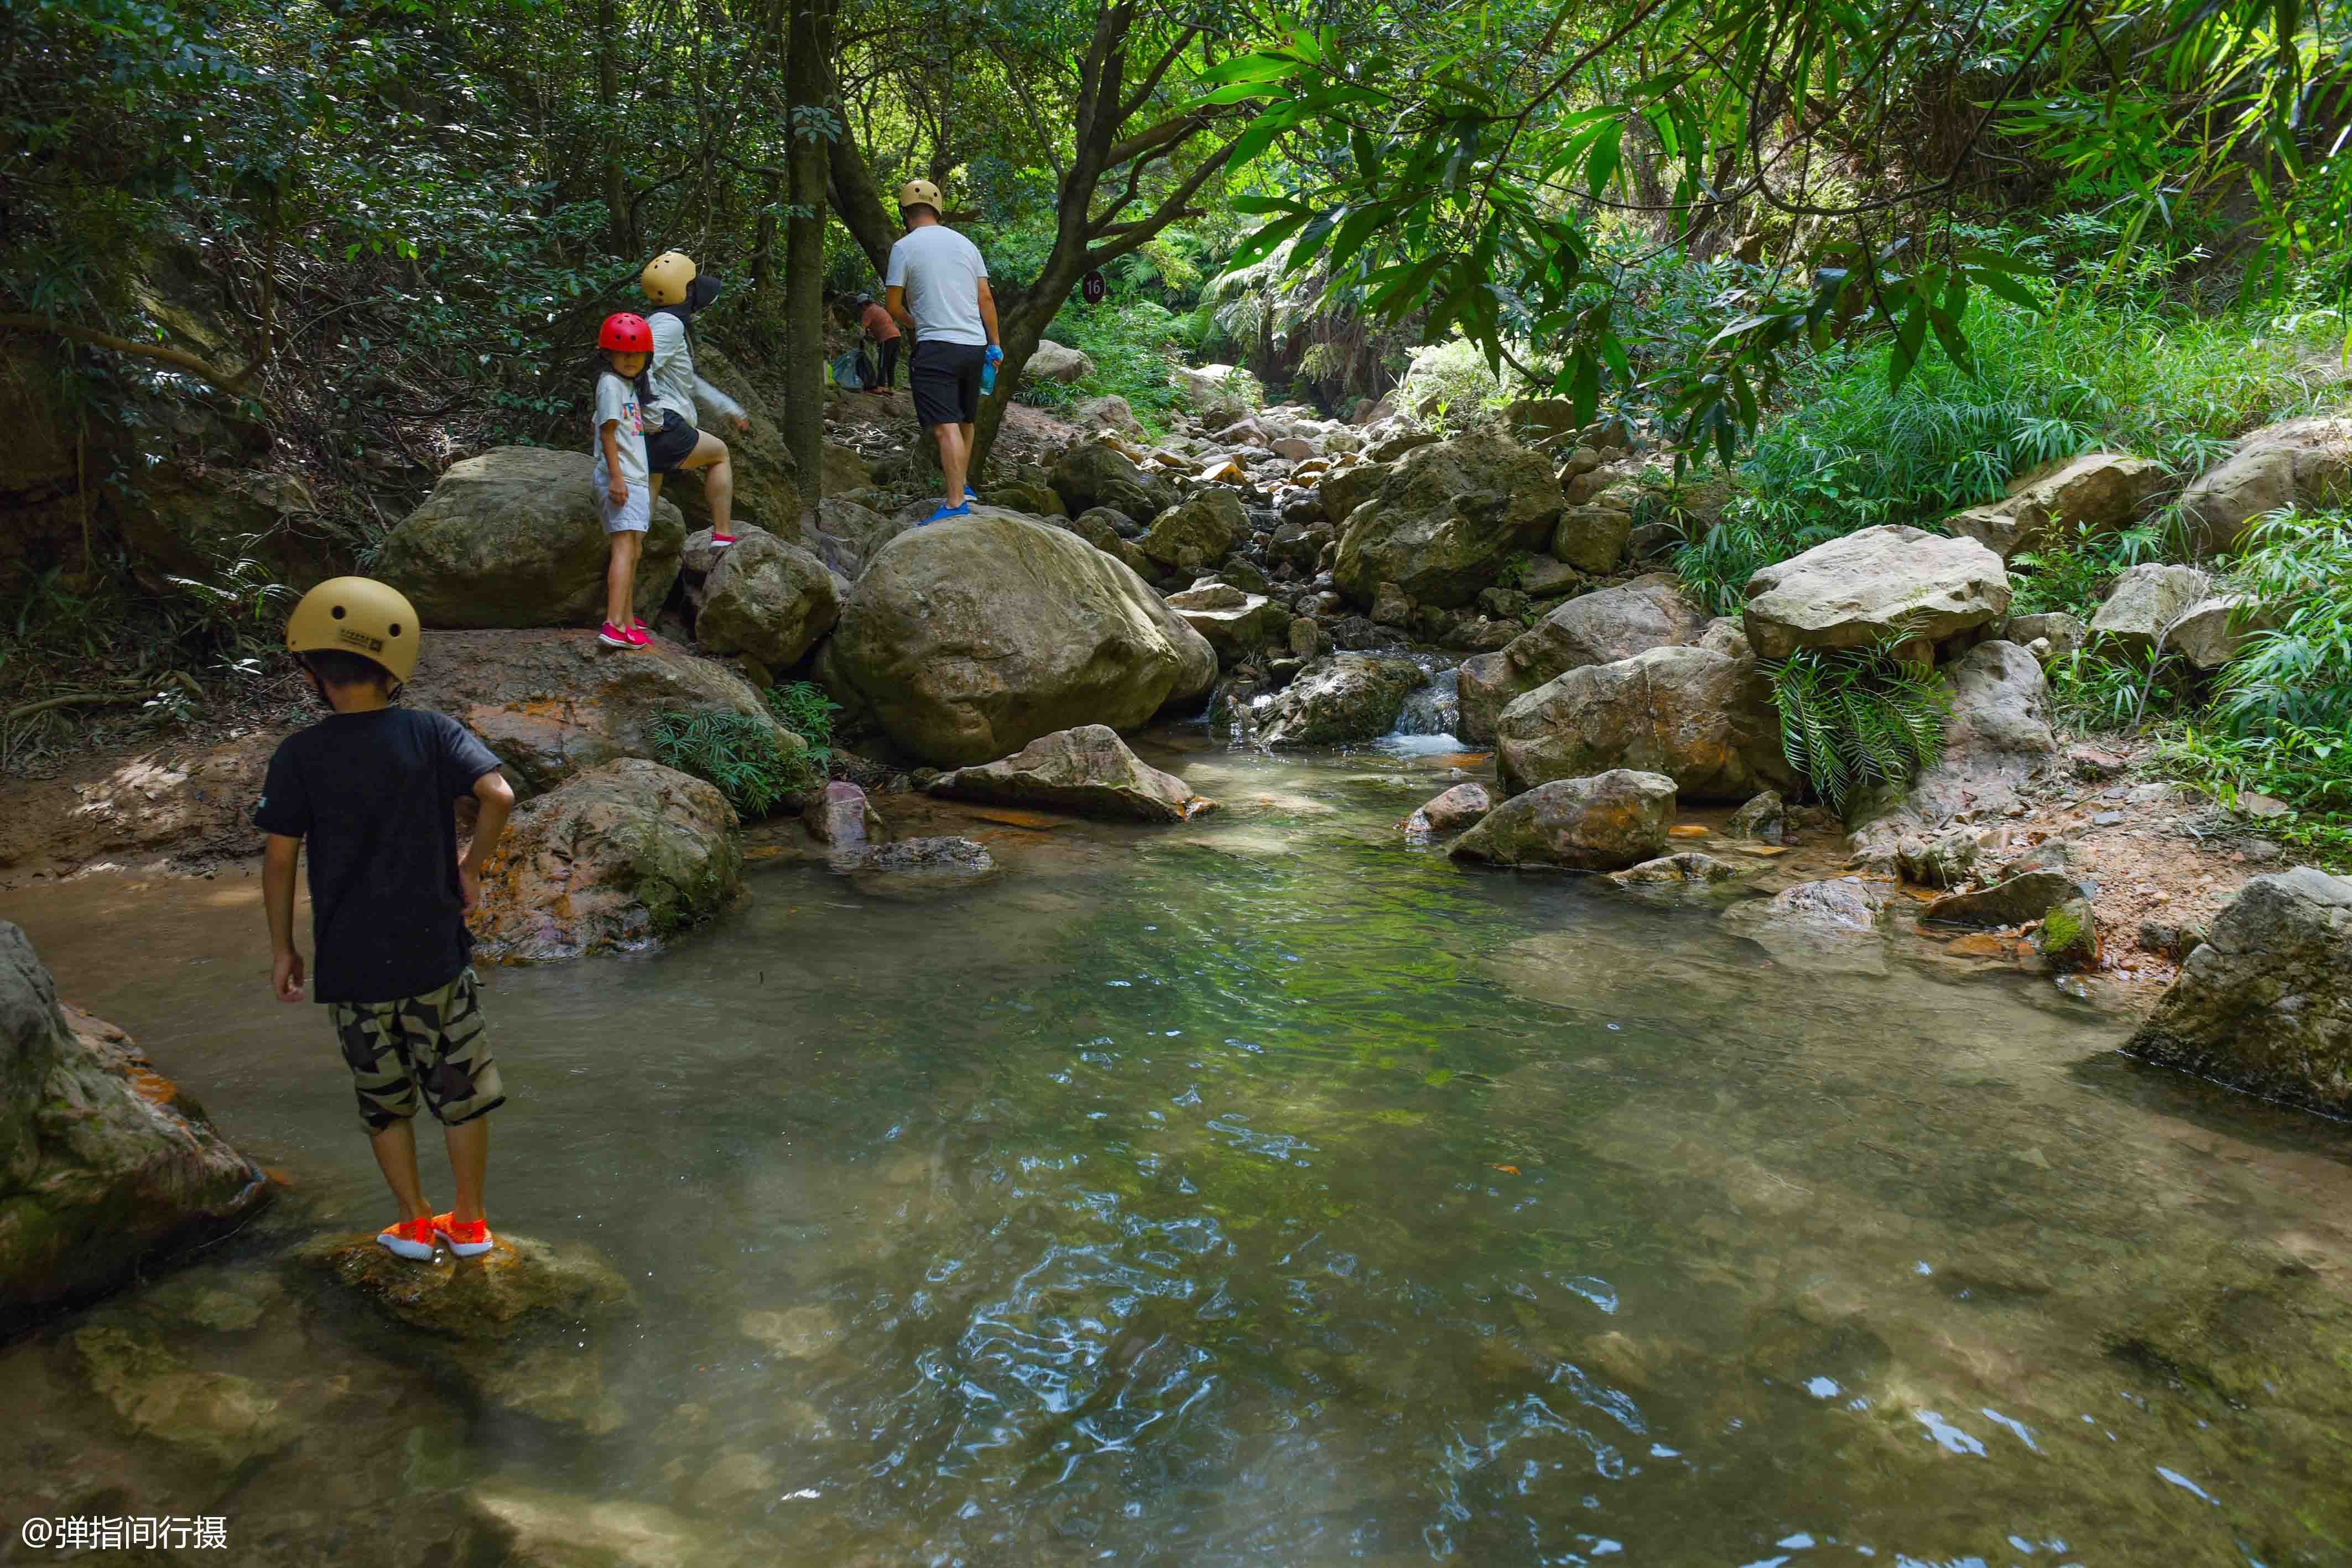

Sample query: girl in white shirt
[591,312,657,649]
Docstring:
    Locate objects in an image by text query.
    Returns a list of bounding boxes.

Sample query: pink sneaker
[377,1215,439,1261]
[710,533,737,549]
[598,621,649,649]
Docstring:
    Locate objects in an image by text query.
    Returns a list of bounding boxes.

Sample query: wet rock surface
[471,759,743,963]
[1450,769,1676,870]
[1255,654,1429,748]
[0,924,271,1319]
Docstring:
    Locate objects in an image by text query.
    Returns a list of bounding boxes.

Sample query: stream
[2,735,2348,1566]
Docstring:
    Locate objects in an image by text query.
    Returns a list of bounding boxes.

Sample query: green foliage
[2046,638,2187,732]
[2009,520,2168,619]
[766,680,840,760]
[2149,509,2352,863]
[1019,295,1195,433]
[647,709,818,821]
[1766,648,1952,815]
[1392,340,1502,434]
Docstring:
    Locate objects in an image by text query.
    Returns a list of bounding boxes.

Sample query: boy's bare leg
[605,530,641,627]
[444,1118,489,1226]
[685,433,735,532]
[367,1119,432,1222]
[936,423,968,511]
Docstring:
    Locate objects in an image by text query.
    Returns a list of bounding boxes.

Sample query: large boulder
[815,496,909,563]
[1050,440,1179,520]
[692,532,841,669]
[927,725,1213,822]
[1943,452,2168,560]
[821,508,1216,767]
[1333,434,1563,608]
[2088,562,2214,656]
[1552,504,1633,575]
[1170,362,1258,416]
[0,926,272,1320]
[1164,582,1289,663]
[1495,644,1792,802]
[2179,416,2352,555]
[1255,654,1428,747]
[1462,575,1711,742]
[1741,525,2009,659]
[374,447,686,629]
[1139,490,1243,567]
[404,629,796,795]
[1074,395,1147,440]
[2127,868,2352,1117]
[1026,340,1096,384]
[471,759,743,963]
[1449,770,1676,871]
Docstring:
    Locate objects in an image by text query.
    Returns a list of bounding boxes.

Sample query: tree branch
[0,315,257,393]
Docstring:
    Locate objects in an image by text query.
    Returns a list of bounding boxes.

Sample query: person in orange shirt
[855,292,901,394]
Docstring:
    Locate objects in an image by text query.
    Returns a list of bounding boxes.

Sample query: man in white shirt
[884,180,1002,525]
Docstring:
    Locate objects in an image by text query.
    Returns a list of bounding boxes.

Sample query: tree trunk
[598,0,632,256]
[781,0,834,517]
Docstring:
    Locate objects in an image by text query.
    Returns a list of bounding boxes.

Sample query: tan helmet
[641,250,698,306]
[285,576,420,684]
[897,179,944,216]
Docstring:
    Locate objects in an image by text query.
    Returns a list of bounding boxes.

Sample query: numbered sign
[1081,270,1107,305]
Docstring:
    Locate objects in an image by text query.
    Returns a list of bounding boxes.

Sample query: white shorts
[602,482,651,535]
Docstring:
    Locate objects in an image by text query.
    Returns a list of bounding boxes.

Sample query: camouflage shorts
[329,971,504,1132]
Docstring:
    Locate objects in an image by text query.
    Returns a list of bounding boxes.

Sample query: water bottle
[980,356,998,396]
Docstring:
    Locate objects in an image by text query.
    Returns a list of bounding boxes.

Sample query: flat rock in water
[1609,851,1739,887]
[1741,525,2009,659]
[928,725,1212,822]
[1724,877,1895,976]
[455,1486,766,1568]
[2128,867,2352,1116]
[853,836,998,892]
[1449,769,1675,871]
[293,1231,634,1342]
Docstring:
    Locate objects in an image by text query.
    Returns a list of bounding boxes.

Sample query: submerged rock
[456,1486,767,1568]
[2127,867,2352,1116]
[295,1228,632,1341]
[375,447,686,629]
[1255,654,1429,748]
[472,759,743,963]
[821,509,1215,767]
[74,1325,296,1470]
[1741,525,2009,659]
[0,925,272,1319]
[1333,434,1563,608]
[928,725,1213,822]
[1725,877,1895,976]
[1407,782,1492,836]
[856,836,996,889]
[1449,769,1676,871]
[404,628,795,795]
[1495,644,1791,802]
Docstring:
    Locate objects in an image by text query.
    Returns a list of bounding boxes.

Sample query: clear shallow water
[3,741,2350,1567]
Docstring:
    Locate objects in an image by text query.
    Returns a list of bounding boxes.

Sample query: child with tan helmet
[638,250,750,546]
[257,577,517,1262]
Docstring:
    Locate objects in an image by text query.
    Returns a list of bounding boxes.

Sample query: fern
[1766,648,1953,815]
[647,709,820,820]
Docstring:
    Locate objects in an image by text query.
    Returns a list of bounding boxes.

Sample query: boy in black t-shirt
[254,578,517,1262]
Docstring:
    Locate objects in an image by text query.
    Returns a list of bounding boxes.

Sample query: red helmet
[599,312,653,352]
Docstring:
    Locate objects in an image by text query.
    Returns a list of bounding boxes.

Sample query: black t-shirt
[253,707,503,1005]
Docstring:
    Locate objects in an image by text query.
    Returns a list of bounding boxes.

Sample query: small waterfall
[1384,663,1463,753]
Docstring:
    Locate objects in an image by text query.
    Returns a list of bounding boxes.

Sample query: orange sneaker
[433,1212,494,1258]
[376,1216,439,1261]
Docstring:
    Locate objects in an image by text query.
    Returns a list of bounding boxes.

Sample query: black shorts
[909,341,988,428]
[645,416,703,473]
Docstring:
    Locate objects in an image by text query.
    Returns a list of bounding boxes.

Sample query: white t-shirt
[885,225,990,346]
[644,310,747,432]
[591,371,649,490]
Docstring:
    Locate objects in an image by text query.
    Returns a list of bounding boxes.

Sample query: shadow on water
[2,737,2350,1566]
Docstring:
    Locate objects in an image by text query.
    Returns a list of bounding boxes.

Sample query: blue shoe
[918,502,972,527]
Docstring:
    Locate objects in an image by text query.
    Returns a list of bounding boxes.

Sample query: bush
[1766,648,1951,815]
[647,709,818,820]
[1019,296,1196,434]
[1392,338,1503,434]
